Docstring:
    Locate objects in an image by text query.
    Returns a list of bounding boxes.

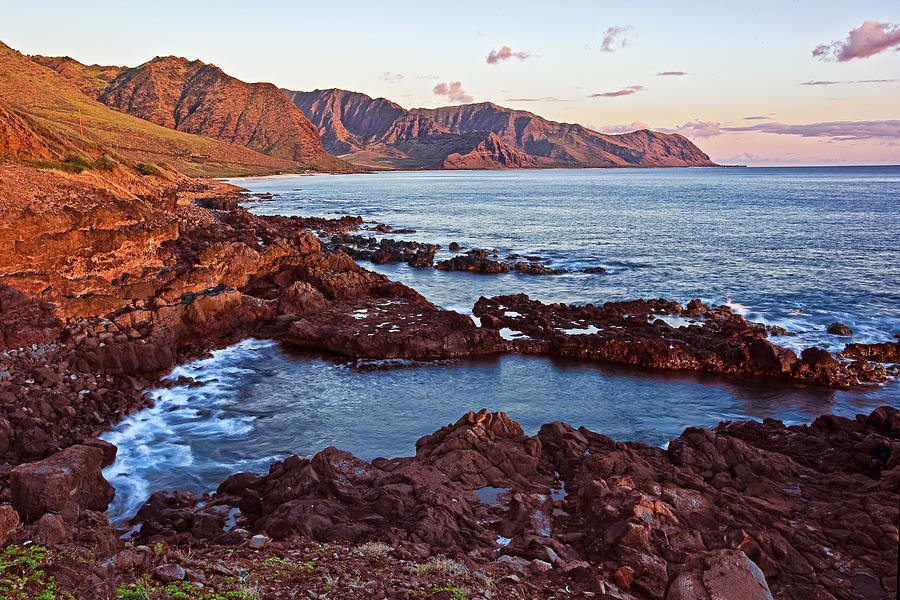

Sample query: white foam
[101,339,276,522]
[652,314,704,329]
[499,328,526,340]
[557,325,601,335]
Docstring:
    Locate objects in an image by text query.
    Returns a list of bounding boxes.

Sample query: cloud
[813,21,900,61]
[486,46,531,64]
[600,26,632,52]
[657,71,687,76]
[505,97,570,102]
[433,81,474,104]
[801,78,897,85]
[379,72,404,83]
[588,121,649,134]
[658,120,722,139]
[724,120,900,140]
[588,85,644,98]
[416,74,440,80]
[744,116,769,120]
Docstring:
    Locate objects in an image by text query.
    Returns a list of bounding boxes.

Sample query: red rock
[667,550,773,600]
[10,444,115,521]
[154,563,187,583]
[0,505,19,544]
[32,513,70,545]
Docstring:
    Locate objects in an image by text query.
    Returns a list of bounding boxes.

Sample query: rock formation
[93,56,347,170]
[128,407,900,600]
[286,88,716,169]
[0,40,320,177]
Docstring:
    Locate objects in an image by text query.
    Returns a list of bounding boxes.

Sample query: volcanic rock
[10,444,115,521]
[827,322,853,336]
[132,407,900,600]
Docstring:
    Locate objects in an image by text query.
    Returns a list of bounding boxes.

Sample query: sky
[2,0,899,165]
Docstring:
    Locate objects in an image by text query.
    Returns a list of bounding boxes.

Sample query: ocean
[102,166,900,520]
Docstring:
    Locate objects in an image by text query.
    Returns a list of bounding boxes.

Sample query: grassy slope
[0,42,301,177]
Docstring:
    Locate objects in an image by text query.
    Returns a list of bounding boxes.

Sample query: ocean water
[103,167,900,521]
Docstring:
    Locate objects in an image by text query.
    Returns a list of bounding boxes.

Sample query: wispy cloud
[505,97,570,102]
[600,26,632,52]
[433,81,474,104]
[416,74,440,80]
[724,120,900,140]
[588,85,644,98]
[657,71,687,76]
[588,121,649,134]
[744,116,769,120]
[801,78,897,85]
[813,21,900,61]
[486,46,531,64]
[658,120,722,139]
[379,72,404,83]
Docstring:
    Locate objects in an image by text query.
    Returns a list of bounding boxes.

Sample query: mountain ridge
[287,88,716,169]
[0,41,310,177]
[29,52,352,173]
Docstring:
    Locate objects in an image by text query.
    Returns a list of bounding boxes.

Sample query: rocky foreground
[0,167,898,599]
[2,407,898,599]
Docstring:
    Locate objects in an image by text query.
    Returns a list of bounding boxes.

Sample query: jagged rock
[666,550,773,600]
[10,444,115,521]
[132,408,899,600]
[827,322,853,336]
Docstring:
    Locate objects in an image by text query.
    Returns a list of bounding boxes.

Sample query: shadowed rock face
[287,88,716,169]
[286,88,535,169]
[131,407,899,600]
[413,103,716,167]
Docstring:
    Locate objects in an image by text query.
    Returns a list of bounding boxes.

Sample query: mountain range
[1,40,715,177]
[286,89,715,169]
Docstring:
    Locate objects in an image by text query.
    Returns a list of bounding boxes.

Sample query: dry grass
[0,42,300,177]
[413,556,469,576]
[356,542,393,556]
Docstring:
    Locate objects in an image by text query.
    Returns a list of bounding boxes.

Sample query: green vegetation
[134,162,168,178]
[430,586,469,600]
[0,545,73,600]
[28,152,120,174]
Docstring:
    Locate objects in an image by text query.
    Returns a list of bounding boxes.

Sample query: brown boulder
[0,504,19,544]
[10,444,115,521]
[278,281,330,316]
[667,550,773,600]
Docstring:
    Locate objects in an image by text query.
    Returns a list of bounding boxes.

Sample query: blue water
[103,167,900,520]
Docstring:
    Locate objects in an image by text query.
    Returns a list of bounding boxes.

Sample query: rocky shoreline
[0,170,898,599]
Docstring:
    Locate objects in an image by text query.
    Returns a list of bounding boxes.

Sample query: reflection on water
[102,338,898,522]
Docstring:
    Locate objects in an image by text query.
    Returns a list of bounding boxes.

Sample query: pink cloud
[379,72,404,83]
[663,120,722,139]
[486,46,531,64]
[600,26,632,52]
[657,71,688,76]
[588,121,649,134]
[724,120,900,140]
[588,85,644,98]
[801,78,897,85]
[433,81,474,104]
[813,21,900,61]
